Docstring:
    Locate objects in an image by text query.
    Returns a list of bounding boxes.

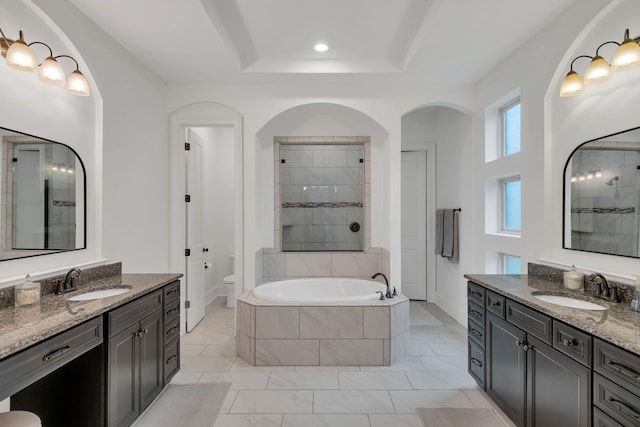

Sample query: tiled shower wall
[570,148,640,256]
[281,144,364,251]
[255,136,390,285]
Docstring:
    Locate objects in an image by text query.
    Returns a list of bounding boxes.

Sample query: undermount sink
[68,288,130,301]
[534,294,606,311]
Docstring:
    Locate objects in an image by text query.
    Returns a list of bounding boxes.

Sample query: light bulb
[560,70,584,97]
[578,174,586,181]
[52,165,58,171]
[38,56,65,85]
[595,170,603,178]
[571,176,578,183]
[314,43,329,53]
[60,167,67,172]
[66,70,90,96]
[586,172,594,180]
[5,33,37,71]
[584,56,611,85]
[611,33,640,71]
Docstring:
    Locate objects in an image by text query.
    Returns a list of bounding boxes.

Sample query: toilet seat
[0,411,42,427]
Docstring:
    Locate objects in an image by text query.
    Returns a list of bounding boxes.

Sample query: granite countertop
[465,273,640,356]
[0,273,182,360]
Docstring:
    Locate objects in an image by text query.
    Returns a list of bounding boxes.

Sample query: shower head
[605,176,619,186]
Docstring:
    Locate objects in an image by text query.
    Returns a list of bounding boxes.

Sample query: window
[501,99,521,157]
[501,253,521,274]
[500,176,521,232]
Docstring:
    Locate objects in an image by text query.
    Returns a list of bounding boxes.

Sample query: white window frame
[500,253,521,274]
[499,175,521,235]
[499,98,521,158]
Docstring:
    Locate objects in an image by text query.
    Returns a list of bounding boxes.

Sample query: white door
[185,129,206,331]
[401,151,427,300]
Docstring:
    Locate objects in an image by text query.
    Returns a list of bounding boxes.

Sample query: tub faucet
[372,273,395,299]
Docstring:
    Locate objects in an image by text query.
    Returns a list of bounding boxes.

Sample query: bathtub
[252,278,387,303]
[237,277,409,367]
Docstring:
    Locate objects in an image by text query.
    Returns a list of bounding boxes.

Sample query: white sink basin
[534,295,606,311]
[68,288,130,301]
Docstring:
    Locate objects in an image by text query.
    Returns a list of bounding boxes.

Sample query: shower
[604,176,619,185]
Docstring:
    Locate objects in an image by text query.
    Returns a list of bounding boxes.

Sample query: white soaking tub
[252,278,387,303]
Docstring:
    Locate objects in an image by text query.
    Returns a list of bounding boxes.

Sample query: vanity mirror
[0,127,85,261]
[564,126,640,258]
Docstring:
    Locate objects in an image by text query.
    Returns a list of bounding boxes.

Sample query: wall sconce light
[0,26,90,96]
[560,29,640,97]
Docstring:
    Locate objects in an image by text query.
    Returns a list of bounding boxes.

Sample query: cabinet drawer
[506,300,552,345]
[163,338,180,385]
[163,281,180,304]
[468,338,485,389]
[0,317,103,401]
[108,290,162,337]
[485,291,505,319]
[594,373,640,427]
[468,300,485,325]
[468,318,486,348]
[467,282,485,307]
[595,339,640,398]
[553,320,592,367]
[594,407,624,427]
[164,317,180,344]
[163,299,180,326]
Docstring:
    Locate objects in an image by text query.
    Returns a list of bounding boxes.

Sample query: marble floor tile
[181,332,232,345]
[294,365,361,372]
[406,371,479,390]
[438,332,467,344]
[199,371,271,390]
[267,372,339,390]
[180,343,207,357]
[220,391,238,414]
[406,342,437,357]
[407,333,446,344]
[359,356,425,372]
[214,414,283,427]
[200,324,235,336]
[313,390,396,413]
[282,414,370,427]
[230,390,313,414]
[202,342,237,357]
[169,371,203,384]
[428,343,467,357]
[338,372,412,390]
[419,356,468,372]
[229,358,295,372]
[181,356,235,372]
[388,390,475,413]
[369,413,424,427]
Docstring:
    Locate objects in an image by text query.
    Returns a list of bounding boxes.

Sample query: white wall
[547,0,640,280]
[195,126,236,302]
[471,0,614,282]
[402,107,473,324]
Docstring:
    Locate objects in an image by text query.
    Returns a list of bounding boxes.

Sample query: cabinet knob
[515,339,522,347]
[522,344,533,352]
[562,338,577,347]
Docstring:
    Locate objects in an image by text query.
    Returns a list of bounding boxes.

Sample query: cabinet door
[108,323,140,427]
[139,310,163,411]
[487,313,527,427]
[526,335,591,427]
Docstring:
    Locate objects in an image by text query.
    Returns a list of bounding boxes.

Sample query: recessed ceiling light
[314,43,329,53]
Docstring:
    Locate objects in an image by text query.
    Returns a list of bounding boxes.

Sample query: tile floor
[168,298,516,427]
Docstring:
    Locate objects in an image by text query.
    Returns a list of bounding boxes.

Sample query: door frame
[169,115,243,336]
[401,142,436,301]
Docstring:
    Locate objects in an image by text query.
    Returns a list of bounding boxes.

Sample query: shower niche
[278,138,368,252]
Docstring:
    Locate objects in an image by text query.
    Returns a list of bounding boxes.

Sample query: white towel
[434,209,444,255]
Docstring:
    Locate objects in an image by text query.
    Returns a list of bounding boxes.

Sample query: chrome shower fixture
[605,176,619,186]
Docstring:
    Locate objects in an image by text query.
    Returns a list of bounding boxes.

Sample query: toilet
[0,411,41,426]
[223,254,235,308]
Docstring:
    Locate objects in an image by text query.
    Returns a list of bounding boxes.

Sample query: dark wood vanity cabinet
[470,282,591,427]
[107,281,180,427]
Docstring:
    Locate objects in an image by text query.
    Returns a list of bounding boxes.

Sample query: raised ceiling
[69,0,575,85]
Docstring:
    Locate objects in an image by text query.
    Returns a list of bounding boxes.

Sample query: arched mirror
[1,127,86,261]
[563,126,640,258]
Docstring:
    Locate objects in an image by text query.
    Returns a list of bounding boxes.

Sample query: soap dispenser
[630,275,640,312]
[14,274,41,307]
[563,265,584,290]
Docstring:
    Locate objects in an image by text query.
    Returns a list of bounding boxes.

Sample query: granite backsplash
[0,262,122,309]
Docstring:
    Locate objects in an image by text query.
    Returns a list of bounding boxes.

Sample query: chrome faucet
[57,268,81,294]
[372,272,395,299]
[588,273,620,303]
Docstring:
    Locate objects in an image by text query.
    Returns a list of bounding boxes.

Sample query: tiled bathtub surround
[236,293,409,366]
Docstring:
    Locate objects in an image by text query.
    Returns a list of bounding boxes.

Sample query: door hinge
[185,194,191,202]
[185,300,191,309]
[185,249,191,257]
[185,142,191,151]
